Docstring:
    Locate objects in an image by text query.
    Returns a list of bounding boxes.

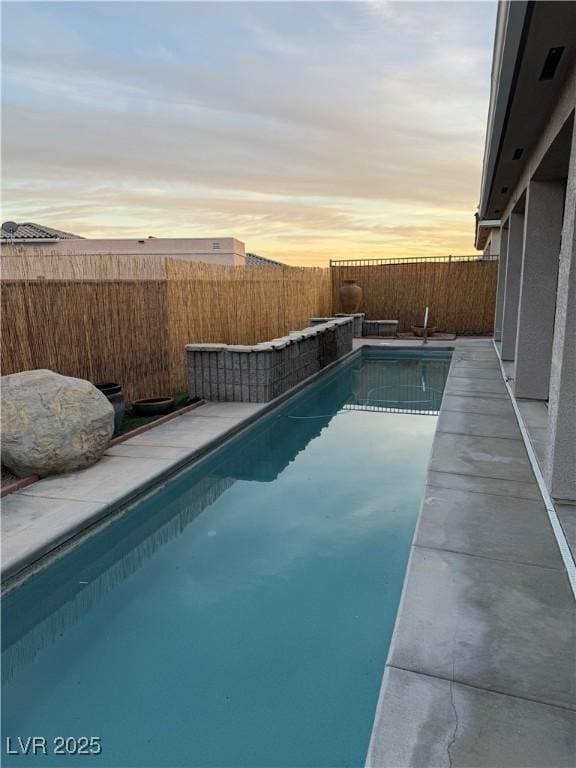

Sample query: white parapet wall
[186,317,354,402]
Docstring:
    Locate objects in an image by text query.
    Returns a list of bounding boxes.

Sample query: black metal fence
[330,254,497,267]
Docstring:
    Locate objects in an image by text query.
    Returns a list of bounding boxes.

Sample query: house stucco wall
[483,228,501,258]
[494,61,576,500]
[513,179,565,399]
[494,223,508,341]
[545,118,576,500]
[500,211,524,361]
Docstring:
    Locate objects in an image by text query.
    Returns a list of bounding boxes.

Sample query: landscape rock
[1,369,114,477]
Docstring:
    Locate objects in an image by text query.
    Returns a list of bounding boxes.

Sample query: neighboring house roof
[1,222,83,242]
[245,252,285,267]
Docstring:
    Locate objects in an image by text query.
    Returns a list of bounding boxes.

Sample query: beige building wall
[2,237,246,266]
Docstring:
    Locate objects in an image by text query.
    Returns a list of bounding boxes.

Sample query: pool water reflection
[2,349,451,767]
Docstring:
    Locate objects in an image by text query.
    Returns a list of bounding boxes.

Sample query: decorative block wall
[310,313,365,338]
[362,320,399,337]
[186,317,354,403]
[334,313,365,338]
[311,313,401,338]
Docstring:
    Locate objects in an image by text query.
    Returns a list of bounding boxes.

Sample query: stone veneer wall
[310,313,364,337]
[362,320,399,338]
[186,317,354,403]
[311,314,400,339]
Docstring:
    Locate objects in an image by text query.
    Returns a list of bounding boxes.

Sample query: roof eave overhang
[478,1,531,220]
[475,219,502,251]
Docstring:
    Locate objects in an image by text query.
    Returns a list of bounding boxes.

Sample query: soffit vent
[540,47,564,81]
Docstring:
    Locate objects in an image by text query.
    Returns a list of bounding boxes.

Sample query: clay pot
[411,325,437,338]
[339,280,362,313]
[132,397,175,417]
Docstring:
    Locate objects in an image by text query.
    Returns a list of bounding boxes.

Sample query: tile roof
[245,252,285,267]
[1,222,83,241]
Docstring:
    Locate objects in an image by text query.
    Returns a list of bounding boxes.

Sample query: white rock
[1,370,114,477]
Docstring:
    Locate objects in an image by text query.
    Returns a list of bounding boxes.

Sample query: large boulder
[1,370,114,477]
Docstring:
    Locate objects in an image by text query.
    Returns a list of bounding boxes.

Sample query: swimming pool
[2,348,451,767]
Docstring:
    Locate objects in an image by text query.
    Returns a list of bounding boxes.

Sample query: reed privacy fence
[2,252,497,401]
[330,256,498,334]
[2,255,332,401]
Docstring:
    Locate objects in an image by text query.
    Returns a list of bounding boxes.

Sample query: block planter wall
[186,317,354,403]
[311,313,365,338]
[362,320,399,337]
[334,313,365,338]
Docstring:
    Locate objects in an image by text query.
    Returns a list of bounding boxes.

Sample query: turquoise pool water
[2,349,450,768]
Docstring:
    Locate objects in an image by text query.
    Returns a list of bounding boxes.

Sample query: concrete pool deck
[1,401,265,584]
[362,338,576,768]
[1,337,575,766]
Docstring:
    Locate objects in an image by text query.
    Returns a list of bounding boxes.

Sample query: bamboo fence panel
[1,249,166,280]
[2,279,171,402]
[2,254,332,400]
[165,258,332,344]
[331,259,497,333]
[165,260,332,391]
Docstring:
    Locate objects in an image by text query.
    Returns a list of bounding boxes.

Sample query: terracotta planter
[411,325,437,338]
[339,280,362,313]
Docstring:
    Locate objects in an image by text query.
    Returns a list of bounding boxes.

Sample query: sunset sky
[2,1,496,266]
